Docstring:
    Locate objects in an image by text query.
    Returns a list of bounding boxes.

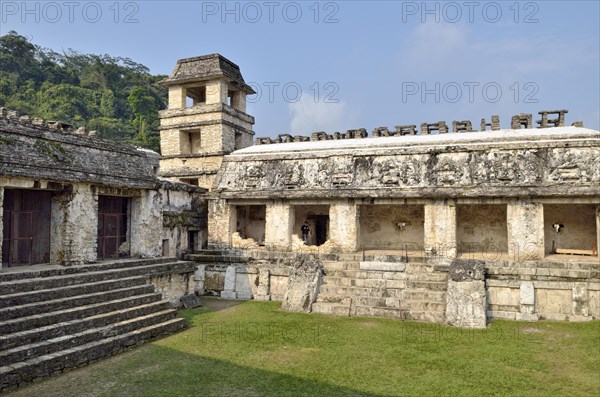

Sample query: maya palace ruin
[0,53,598,390]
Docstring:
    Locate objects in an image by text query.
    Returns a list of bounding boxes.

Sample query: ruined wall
[359,205,424,250]
[147,272,194,307]
[208,198,233,248]
[215,128,600,201]
[264,201,293,248]
[160,183,207,257]
[457,204,508,253]
[51,184,97,265]
[543,204,598,254]
[130,190,162,258]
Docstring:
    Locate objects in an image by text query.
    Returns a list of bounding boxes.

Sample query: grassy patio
[6,298,599,397]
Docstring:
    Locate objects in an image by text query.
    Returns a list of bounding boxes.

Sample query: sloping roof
[159,54,255,93]
[0,119,158,189]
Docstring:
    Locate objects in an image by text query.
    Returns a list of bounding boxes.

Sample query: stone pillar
[194,264,206,295]
[264,200,293,249]
[507,199,544,261]
[206,80,228,105]
[168,86,186,109]
[208,198,233,248]
[446,259,487,328]
[424,199,457,260]
[255,269,271,301]
[0,187,3,269]
[51,184,98,265]
[572,284,590,320]
[517,281,538,321]
[329,201,359,252]
[221,265,237,299]
[130,190,162,258]
[596,206,600,257]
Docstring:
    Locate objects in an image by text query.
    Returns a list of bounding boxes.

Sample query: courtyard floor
[6,298,599,397]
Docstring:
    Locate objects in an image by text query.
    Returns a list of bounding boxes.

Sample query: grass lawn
[7,298,600,397]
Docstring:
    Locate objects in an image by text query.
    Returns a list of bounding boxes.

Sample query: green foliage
[0,31,166,152]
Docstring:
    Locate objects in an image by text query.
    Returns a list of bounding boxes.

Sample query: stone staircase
[312,259,449,322]
[0,257,195,392]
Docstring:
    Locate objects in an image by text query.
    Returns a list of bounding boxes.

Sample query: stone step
[0,318,186,392]
[0,309,178,366]
[318,285,446,301]
[0,276,148,309]
[0,261,195,294]
[323,269,448,281]
[322,277,447,290]
[0,293,163,335]
[0,257,177,283]
[311,302,446,322]
[316,295,446,312]
[0,300,171,351]
[0,285,155,321]
[185,254,246,264]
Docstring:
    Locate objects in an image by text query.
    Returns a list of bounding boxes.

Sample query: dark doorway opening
[188,231,198,252]
[97,196,130,260]
[2,189,52,267]
[312,215,329,246]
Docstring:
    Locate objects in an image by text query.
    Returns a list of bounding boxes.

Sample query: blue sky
[1,0,599,135]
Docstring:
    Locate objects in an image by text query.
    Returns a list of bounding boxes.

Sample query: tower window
[185,86,206,107]
[180,129,201,154]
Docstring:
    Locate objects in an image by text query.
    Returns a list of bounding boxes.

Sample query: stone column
[130,190,162,258]
[255,269,271,301]
[51,184,98,265]
[194,264,206,295]
[221,265,237,299]
[329,200,359,252]
[507,199,544,261]
[446,259,487,328]
[264,200,293,249]
[424,199,457,260]
[0,187,3,269]
[596,206,600,257]
[208,198,233,249]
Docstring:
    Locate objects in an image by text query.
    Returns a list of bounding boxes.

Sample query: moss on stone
[34,139,73,163]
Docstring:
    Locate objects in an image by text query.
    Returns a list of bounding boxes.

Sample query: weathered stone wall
[507,200,544,260]
[359,204,424,250]
[543,204,597,253]
[457,204,508,253]
[208,198,233,248]
[424,200,457,258]
[329,201,359,252]
[51,184,98,265]
[130,190,162,258]
[264,200,293,248]
[147,272,194,307]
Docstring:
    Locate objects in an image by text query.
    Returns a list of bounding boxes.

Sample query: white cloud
[288,96,355,135]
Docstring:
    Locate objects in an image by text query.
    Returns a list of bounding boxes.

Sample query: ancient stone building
[161,55,599,326]
[158,54,256,189]
[0,109,206,391]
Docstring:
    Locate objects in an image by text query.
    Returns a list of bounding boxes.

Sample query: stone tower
[158,54,255,189]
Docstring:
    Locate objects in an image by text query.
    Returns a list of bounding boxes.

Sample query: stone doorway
[2,189,52,267]
[97,196,130,260]
[293,205,330,247]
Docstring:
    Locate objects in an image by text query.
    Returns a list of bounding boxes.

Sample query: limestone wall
[543,204,598,254]
[457,204,508,253]
[130,190,162,258]
[147,272,194,307]
[359,204,424,250]
[51,184,98,265]
[507,200,545,260]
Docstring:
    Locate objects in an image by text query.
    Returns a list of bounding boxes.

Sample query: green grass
[8,298,600,397]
